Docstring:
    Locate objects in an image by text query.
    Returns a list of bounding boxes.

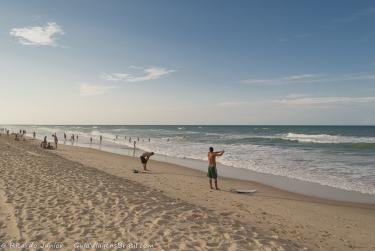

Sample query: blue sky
[1,0,374,125]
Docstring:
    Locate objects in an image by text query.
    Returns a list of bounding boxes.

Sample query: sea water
[4,125,375,196]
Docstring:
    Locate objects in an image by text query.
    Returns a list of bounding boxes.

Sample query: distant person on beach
[140,152,154,171]
[76,134,79,140]
[133,141,136,148]
[53,134,58,149]
[90,137,93,143]
[41,136,47,148]
[100,135,102,144]
[207,147,224,190]
[33,131,36,138]
[64,133,67,140]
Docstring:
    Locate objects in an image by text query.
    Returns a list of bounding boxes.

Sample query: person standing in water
[207,147,224,190]
[64,132,67,141]
[90,137,93,143]
[33,132,36,138]
[100,135,102,144]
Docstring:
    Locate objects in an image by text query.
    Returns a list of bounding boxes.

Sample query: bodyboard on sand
[231,189,257,194]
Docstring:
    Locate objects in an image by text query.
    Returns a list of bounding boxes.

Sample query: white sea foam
[284,133,375,144]
[7,125,375,195]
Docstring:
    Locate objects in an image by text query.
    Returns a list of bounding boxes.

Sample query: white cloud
[218,95,375,108]
[10,22,64,46]
[242,72,375,85]
[101,67,175,82]
[275,96,375,106]
[218,101,254,107]
[79,83,115,96]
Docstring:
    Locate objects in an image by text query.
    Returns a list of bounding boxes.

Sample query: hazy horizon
[1,1,375,125]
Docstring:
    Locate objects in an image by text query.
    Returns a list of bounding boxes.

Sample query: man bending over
[140,152,154,171]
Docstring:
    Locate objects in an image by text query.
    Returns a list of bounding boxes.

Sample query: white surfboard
[231,189,257,194]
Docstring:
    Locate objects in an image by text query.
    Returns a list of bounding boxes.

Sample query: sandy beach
[0,136,374,250]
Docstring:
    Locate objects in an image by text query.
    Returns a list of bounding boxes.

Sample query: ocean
[3,125,375,196]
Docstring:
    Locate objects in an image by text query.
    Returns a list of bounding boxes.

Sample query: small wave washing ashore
[3,125,375,195]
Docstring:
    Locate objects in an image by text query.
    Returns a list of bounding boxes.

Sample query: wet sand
[1,136,375,250]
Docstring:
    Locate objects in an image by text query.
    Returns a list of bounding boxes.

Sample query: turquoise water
[4,125,375,195]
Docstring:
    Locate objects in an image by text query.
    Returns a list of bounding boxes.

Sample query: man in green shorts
[207,147,224,190]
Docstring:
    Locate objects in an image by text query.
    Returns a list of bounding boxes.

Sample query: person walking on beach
[207,147,224,190]
[64,132,67,141]
[140,152,154,171]
[100,135,102,144]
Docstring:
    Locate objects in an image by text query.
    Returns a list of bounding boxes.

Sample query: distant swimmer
[64,132,67,140]
[207,147,224,190]
[33,131,36,138]
[129,137,132,143]
[76,134,79,140]
[133,140,136,148]
[100,135,102,144]
[71,134,75,141]
[140,152,154,171]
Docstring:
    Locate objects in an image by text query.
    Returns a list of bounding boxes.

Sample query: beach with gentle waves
[0,135,374,250]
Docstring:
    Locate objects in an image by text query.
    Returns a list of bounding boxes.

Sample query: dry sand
[0,136,300,250]
[1,136,374,250]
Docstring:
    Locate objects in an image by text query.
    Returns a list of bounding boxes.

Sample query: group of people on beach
[139,147,224,190]
[40,134,58,150]
[3,128,225,190]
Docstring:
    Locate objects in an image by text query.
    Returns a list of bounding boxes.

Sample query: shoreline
[53,141,375,250]
[1,136,375,250]
[44,137,375,204]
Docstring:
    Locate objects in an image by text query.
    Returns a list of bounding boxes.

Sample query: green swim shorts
[207,165,217,179]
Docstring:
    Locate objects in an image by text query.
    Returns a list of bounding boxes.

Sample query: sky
[1,0,375,125]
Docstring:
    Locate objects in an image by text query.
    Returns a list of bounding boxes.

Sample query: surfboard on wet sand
[231,189,257,194]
